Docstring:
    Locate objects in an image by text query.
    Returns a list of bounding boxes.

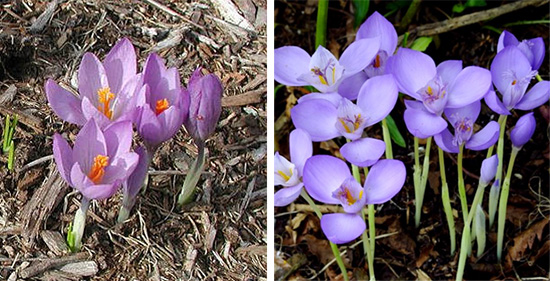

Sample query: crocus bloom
[118,146,150,222]
[53,119,139,200]
[303,156,406,244]
[510,112,536,149]
[274,129,312,206]
[291,74,398,141]
[480,155,498,186]
[46,38,141,128]
[498,30,545,71]
[183,67,223,143]
[386,49,492,138]
[434,101,499,153]
[486,45,549,112]
[135,53,190,149]
[274,37,380,93]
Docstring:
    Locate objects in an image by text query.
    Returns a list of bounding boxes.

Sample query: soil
[0,0,266,280]
[275,1,549,280]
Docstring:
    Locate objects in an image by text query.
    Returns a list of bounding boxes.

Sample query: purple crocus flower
[510,112,536,149]
[485,45,549,113]
[274,129,312,206]
[183,67,223,143]
[480,155,498,186]
[434,101,499,153]
[274,37,380,93]
[135,53,190,149]
[53,119,139,200]
[291,74,398,142]
[303,156,406,244]
[46,38,142,128]
[498,30,545,71]
[386,48,492,138]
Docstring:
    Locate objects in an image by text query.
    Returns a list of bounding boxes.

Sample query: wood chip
[211,0,254,31]
[40,231,69,256]
[0,84,17,105]
[29,0,58,33]
[19,252,88,278]
[222,89,264,107]
[59,261,98,277]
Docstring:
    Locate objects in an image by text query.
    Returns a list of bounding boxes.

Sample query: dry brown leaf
[505,218,549,269]
[290,213,308,230]
[380,218,416,256]
[416,244,434,268]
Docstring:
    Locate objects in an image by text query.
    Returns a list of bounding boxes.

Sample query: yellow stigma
[88,155,109,184]
[332,67,336,84]
[155,99,170,115]
[354,114,362,131]
[277,169,292,182]
[97,87,115,119]
[426,86,433,96]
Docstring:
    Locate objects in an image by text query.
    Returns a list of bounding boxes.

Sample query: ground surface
[0,0,266,280]
[275,1,549,280]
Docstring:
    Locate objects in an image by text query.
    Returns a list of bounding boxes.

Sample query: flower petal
[291,99,339,142]
[102,151,139,184]
[103,37,136,94]
[436,60,462,85]
[465,121,500,151]
[497,30,519,52]
[73,119,107,174]
[81,97,111,129]
[510,112,536,149]
[338,72,368,101]
[386,48,436,99]
[274,183,303,207]
[434,129,459,153]
[303,155,351,204]
[274,152,300,187]
[340,137,385,167]
[356,11,397,54]
[339,37,380,76]
[484,90,511,115]
[515,81,550,111]
[320,213,366,244]
[274,46,311,86]
[491,46,532,97]
[480,155,498,185]
[103,120,133,158]
[123,146,150,198]
[78,53,109,104]
[70,162,119,200]
[53,133,74,184]
[526,37,545,70]
[444,100,481,127]
[356,74,398,126]
[363,159,406,204]
[289,129,312,176]
[136,105,163,148]
[157,105,184,146]
[446,66,492,108]
[404,108,447,138]
[45,79,86,125]
[298,92,342,107]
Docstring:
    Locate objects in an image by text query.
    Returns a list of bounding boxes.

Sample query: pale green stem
[457,144,468,224]
[439,147,456,254]
[497,146,519,261]
[414,137,421,227]
[486,145,494,158]
[489,115,508,227]
[368,204,375,261]
[68,197,90,252]
[381,118,393,159]
[361,209,375,281]
[536,74,543,82]
[417,137,432,226]
[178,141,206,206]
[301,190,349,281]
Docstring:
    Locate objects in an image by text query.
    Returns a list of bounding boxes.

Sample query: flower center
[338,114,363,134]
[452,117,474,146]
[97,87,115,119]
[155,99,170,115]
[332,178,364,206]
[418,76,447,115]
[88,155,109,184]
[373,54,381,68]
[277,169,293,182]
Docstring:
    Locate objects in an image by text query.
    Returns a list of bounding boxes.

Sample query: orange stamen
[512,80,517,85]
[97,87,115,119]
[88,155,109,184]
[155,99,170,115]
[345,189,355,205]
[374,54,381,68]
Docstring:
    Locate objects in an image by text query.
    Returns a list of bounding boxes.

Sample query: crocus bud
[184,67,223,142]
[480,155,498,186]
[510,112,536,149]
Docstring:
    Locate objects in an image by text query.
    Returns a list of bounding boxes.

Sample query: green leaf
[410,36,433,52]
[274,84,284,98]
[452,3,466,13]
[7,141,14,171]
[385,115,406,148]
[352,0,370,29]
[66,223,76,252]
[465,0,486,8]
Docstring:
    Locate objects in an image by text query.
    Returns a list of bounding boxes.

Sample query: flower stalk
[439,147,456,254]
[414,136,432,228]
[489,114,508,227]
[457,144,468,223]
[178,140,206,205]
[67,197,90,252]
[381,118,393,159]
[497,146,519,260]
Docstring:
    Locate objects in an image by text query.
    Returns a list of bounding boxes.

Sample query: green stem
[486,145,494,158]
[178,141,206,206]
[381,118,393,159]
[417,137,432,226]
[439,147,456,254]
[536,74,543,82]
[67,198,90,252]
[457,144,468,224]
[489,115,508,227]
[497,146,519,261]
[399,0,422,33]
[413,137,421,227]
[368,204,375,261]
[301,190,349,281]
[361,209,375,281]
[315,0,329,48]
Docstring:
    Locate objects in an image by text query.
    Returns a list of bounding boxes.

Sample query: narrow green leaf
[482,25,502,34]
[402,32,409,47]
[66,223,76,252]
[7,141,14,171]
[352,0,370,29]
[385,115,406,148]
[410,36,433,52]
[274,84,284,98]
[2,116,9,152]
[465,0,487,8]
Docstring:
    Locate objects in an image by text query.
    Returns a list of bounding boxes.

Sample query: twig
[20,154,54,172]
[19,252,89,278]
[142,0,204,30]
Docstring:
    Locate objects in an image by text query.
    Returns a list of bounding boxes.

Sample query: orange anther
[88,155,109,184]
[97,87,115,119]
[155,99,170,115]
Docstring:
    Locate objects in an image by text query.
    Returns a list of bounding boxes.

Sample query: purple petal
[480,155,498,185]
[53,133,74,184]
[70,163,119,200]
[303,155,351,204]
[510,112,536,148]
[404,108,448,138]
[157,106,184,145]
[78,53,109,104]
[274,152,300,187]
[136,106,163,148]
[289,129,312,176]
[386,48,436,99]
[338,72,368,100]
[297,92,342,107]
[515,81,550,111]
[123,146,151,199]
[445,101,481,127]
[404,99,425,111]
[45,79,86,125]
[446,66,492,108]
[436,60,462,85]
[81,97,111,129]
[291,99,339,142]
[526,37,545,70]
[103,38,136,94]
[434,129,459,153]
[73,119,107,175]
[497,30,519,52]
[356,11,397,53]
[274,183,303,207]
[363,159,406,204]
[491,46,532,98]
[103,121,133,158]
[102,152,139,184]
[274,46,311,86]
[340,137,385,167]
[484,90,511,115]
[320,213,366,244]
[111,74,142,121]
[142,53,166,92]
[339,37,380,76]
[466,121,500,151]
[356,74,398,126]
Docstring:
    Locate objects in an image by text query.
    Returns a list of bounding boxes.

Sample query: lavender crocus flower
[498,30,545,71]
[480,155,498,186]
[303,156,405,244]
[135,53,190,149]
[386,48,492,138]
[510,112,536,149]
[434,101,499,152]
[485,45,549,113]
[46,38,142,128]
[274,37,380,93]
[118,146,150,222]
[274,129,312,207]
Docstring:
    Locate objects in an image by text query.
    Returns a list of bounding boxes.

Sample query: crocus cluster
[46,38,223,251]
